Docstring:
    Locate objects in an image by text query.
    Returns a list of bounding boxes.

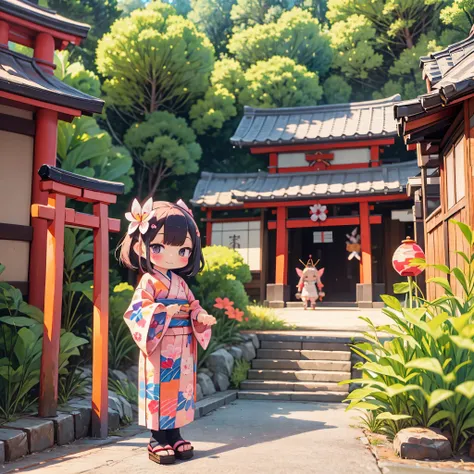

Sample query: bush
[193,245,251,311]
[241,305,292,331]
[231,359,251,388]
[345,220,474,452]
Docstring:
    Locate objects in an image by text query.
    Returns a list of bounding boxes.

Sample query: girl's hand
[197,313,217,326]
[166,304,180,317]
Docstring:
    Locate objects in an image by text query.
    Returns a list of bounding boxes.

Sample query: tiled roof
[192,162,418,207]
[0,47,104,115]
[0,0,90,39]
[420,34,474,85]
[230,95,401,147]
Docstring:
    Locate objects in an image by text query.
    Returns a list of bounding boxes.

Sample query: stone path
[18,400,380,474]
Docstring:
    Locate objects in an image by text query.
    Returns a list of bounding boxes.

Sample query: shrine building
[0,0,104,308]
[193,95,419,307]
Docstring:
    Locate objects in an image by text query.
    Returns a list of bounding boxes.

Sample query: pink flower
[225,307,236,319]
[214,297,234,310]
[244,317,249,322]
[182,357,194,375]
[137,318,147,328]
[184,384,193,400]
[133,332,142,342]
[233,309,244,322]
[161,343,180,360]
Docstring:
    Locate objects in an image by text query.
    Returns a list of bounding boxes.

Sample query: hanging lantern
[392,237,426,277]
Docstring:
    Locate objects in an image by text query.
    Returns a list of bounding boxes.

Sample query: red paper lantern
[392,237,425,277]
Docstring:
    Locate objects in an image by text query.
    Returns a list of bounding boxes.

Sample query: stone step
[260,340,349,352]
[240,380,348,392]
[257,348,351,361]
[248,369,350,383]
[252,359,351,371]
[238,390,348,402]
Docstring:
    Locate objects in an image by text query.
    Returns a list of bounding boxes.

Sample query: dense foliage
[346,221,474,452]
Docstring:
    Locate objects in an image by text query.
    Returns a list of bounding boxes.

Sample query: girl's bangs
[162,213,189,246]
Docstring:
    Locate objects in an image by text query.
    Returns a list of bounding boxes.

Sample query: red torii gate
[32,165,124,438]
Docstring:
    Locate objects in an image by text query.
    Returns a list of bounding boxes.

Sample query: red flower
[225,307,236,319]
[148,400,159,414]
[214,297,234,310]
[233,309,244,322]
[133,332,142,342]
[244,317,249,322]
[161,358,173,369]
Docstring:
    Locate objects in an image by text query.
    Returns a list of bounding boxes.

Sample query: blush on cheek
[151,253,163,264]
[179,257,189,265]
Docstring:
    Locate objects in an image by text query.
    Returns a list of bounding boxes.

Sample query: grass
[239,305,294,331]
[230,359,251,388]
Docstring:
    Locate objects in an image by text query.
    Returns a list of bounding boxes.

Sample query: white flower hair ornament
[125,198,154,235]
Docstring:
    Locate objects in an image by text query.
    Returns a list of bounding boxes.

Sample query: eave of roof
[0,46,104,115]
[231,95,401,148]
[0,0,90,39]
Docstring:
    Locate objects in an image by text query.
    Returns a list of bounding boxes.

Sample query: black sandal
[173,440,194,460]
[148,444,176,464]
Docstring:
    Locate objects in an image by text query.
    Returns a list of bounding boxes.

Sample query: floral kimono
[124,271,211,430]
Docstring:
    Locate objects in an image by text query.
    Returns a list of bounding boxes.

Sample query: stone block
[0,440,4,464]
[108,409,120,433]
[0,428,28,461]
[45,413,75,446]
[118,395,134,421]
[126,366,139,386]
[213,372,230,391]
[199,368,213,378]
[108,393,124,419]
[111,369,128,384]
[393,428,452,460]
[266,284,290,304]
[69,404,92,439]
[80,367,92,381]
[196,383,203,402]
[248,334,260,350]
[197,372,216,396]
[206,348,234,377]
[228,346,243,360]
[4,417,54,453]
[240,341,256,361]
[356,283,373,305]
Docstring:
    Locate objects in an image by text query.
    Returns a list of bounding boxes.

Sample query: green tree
[96,2,215,121]
[124,111,201,198]
[441,0,474,35]
[118,0,147,15]
[240,56,323,107]
[228,8,332,73]
[323,75,352,104]
[46,0,121,70]
[188,0,235,52]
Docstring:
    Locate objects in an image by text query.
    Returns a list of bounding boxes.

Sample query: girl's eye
[150,244,164,254]
[179,248,191,257]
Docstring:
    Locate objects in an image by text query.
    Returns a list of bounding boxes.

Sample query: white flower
[309,204,328,222]
[125,198,154,235]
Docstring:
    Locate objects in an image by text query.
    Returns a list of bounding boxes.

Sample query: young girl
[120,198,216,465]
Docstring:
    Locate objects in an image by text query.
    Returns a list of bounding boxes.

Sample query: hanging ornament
[346,227,361,261]
[392,237,426,277]
[309,203,328,222]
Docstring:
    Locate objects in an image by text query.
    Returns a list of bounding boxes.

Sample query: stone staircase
[239,334,352,402]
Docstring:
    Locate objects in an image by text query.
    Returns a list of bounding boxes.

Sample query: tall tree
[441,0,474,35]
[96,2,215,122]
[228,8,332,73]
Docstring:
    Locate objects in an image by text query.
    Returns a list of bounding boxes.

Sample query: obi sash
[156,298,191,328]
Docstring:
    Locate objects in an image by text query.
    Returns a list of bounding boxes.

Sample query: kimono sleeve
[123,273,171,356]
[182,279,212,350]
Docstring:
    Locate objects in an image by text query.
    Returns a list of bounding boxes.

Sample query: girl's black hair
[124,204,204,278]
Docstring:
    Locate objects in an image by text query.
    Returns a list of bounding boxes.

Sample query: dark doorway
[288,226,359,302]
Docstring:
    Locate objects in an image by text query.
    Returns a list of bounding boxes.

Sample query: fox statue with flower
[295,256,325,310]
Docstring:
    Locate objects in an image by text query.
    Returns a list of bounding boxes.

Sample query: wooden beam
[359,202,372,284]
[206,209,212,246]
[404,108,457,133]
[0,222,33,241]
[249,138,395,155]
[202,216,261,223]
[0,112,35,136]
[275,207,288,285]
[39,193,66,418]
[267,215,382,229]
[41,180,82,198]
[91,202,109,438]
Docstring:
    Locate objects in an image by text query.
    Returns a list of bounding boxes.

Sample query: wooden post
[34,32,55,73]
[91,202,109,438]
[359,201,372,284]
[38,193,66,417]
[29,109,58,310]
[370,146,380,167]
[206,209,212,246]
[275,207,288,284]
[269,153,278,174]
[0,21,9,45]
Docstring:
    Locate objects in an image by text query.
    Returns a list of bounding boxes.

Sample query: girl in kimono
[120,198,216,465]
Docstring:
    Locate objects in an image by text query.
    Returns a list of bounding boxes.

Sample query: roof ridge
[242,95,401,117]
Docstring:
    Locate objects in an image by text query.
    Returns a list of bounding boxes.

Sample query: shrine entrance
[288,226,359,302]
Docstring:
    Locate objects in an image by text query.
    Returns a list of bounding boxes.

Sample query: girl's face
[134,230,193,271]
